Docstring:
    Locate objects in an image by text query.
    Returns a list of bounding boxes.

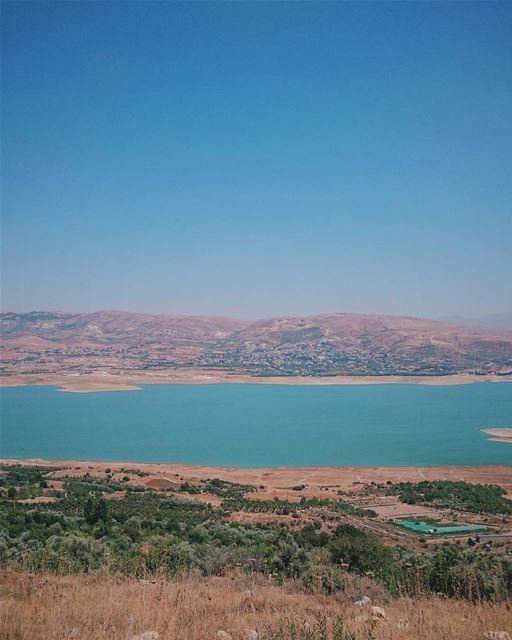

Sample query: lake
[0,383,511,467]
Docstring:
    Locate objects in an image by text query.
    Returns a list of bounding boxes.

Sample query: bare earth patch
[1,371,511,392]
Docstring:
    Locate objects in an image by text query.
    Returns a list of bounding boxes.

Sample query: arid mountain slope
[1,311,512,377]
[0,311,249,377]
[210,313,512,375]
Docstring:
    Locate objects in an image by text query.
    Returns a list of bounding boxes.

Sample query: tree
[84,497,96,525]
[83,497,108,525]
[94,498,108,523]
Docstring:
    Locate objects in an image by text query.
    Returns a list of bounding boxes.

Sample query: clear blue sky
[1,1,511,319]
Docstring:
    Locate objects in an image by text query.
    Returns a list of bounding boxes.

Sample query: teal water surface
[0,383,511,467]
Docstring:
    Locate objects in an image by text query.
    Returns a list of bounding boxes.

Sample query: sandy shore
[481,428,512,444]
[3,458,512,496]
[1,372,511,393]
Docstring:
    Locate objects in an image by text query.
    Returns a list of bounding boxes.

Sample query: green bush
[388,480,512,515]
[329,524,399,589]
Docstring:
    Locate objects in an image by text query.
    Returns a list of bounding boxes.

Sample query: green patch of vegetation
[0,465,62,486]
[221,495,376,518]
[0,470,511,601]
[0,465,64,501]
[120,468,149,477]
[403,516,454,526]
[179,482,201,495]
[60,473,145,496]
[203,478,257,499]
[329,524,399,589]
[387,480,512,515]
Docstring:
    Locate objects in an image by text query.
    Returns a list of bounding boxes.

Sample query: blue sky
[1,1,511,319]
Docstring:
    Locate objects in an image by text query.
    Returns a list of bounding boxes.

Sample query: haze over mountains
[440,313,512,331]
[1,310,512,378]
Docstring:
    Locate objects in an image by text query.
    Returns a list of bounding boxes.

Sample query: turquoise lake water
[0,383,511,467]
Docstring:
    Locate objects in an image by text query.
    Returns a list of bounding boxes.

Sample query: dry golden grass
[1,571,511,640]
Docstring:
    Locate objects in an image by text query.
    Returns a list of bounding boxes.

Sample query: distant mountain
[0,310,249,368]
[1,310,512,377]
[442,313,512,331]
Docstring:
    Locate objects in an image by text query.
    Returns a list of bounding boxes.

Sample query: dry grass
[0,571,511,640]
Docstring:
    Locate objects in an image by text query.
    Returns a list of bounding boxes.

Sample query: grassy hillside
[1,462,512,638]
[1,571,511,640]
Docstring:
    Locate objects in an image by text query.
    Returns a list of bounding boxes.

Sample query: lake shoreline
[2,458,512,497]
[1,371,511,393]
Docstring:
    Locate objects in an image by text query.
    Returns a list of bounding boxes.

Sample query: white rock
[371,606,386,619]
[354,595,370,606]
[246,631,259,640]
[217,632,233,640]
[483,633,511,640]
[132,632,160,640]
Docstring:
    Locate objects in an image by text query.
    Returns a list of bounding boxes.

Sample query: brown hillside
[1,572,511,640]
[1,310,511,378]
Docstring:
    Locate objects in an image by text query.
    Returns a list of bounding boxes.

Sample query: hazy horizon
[2,1,511,319]
[2,307,512,326]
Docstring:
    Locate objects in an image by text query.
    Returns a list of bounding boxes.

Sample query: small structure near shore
[395,519,487,535]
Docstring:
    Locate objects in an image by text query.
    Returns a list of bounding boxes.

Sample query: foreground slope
[2,572,511,640]
[1,460,512,640]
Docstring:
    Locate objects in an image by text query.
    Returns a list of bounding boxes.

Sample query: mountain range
[1,310,512,378]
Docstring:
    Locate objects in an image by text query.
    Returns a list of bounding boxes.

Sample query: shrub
[329,525,398,589]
